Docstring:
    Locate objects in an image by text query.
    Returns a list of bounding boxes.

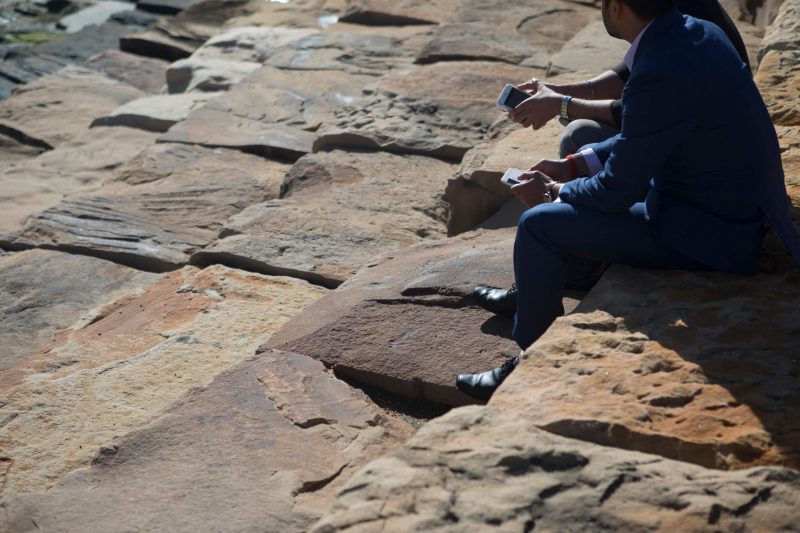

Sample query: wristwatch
[559,95,573,126]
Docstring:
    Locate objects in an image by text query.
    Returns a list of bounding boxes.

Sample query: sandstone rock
[2,145,289,270]
[55,1,134,33]
[174,23,430,81]
[0,132,45,166]
[0,65,144,149]
[756,49,800,126]
[777,126,800,211]
[82,50,168,94]
[312,406,800,532]
[120,28,196,62]
[0,46,68,89]
[0,126,159,232]
[3,350,412,532]
[416,0,595,67]
[448,120,565,235]
[313,61,539,161]
[35,21,145,62]
[264,229,519,405]
[549,20,630,75]
[491,265,800,470]
[759,0,800,61]
[166,56,261,93]
[160,66,366,160]
[193,149,452,287]
[223,0,346,29]
[92,92,221,132]
[340,0,460,25]
[136,0,203,14]
[0,265,327,495]
[0,249,157,374]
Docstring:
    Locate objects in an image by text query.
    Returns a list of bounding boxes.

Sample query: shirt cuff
[579,148,603,176]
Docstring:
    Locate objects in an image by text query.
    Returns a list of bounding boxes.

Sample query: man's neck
[621,17,653,43]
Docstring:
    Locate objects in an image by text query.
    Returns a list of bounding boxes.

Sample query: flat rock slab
[756,50,800,126]
[0,265,327,495]
[136,0,203,14]
[0,65,144,149]
[416,0,595,67]
[0,126,159,232]
[0,132,46,166]
[778,126,800,211]
[34,21,147,62]
[340,0,460,25]
[759,0,800,61]
[549,20,631,75]
[0,249,157,373]
[312,406,800,532]
[313,61,538,160]
[161,66,366,160]
[2,144,290,270]
[92,92,222,132]
[120,28,197,61]
[222,0,345,28]
[82,50,168,93]
[56,1,134,33]
[3,350,412,532]
[267,228,580,406]
[492,266,800,470]
[193,149,453,287]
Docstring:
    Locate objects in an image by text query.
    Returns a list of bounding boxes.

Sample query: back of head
[620,0,678,20]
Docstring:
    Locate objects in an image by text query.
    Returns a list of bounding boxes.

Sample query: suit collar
[632,7,684,67]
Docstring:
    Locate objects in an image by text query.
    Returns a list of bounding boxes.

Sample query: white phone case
[501,168,524,186]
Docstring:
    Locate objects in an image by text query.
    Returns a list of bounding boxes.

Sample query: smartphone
[501,168,524,186]
[497,84,530,112]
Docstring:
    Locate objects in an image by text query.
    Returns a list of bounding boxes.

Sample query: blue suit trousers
[512,201,707,350]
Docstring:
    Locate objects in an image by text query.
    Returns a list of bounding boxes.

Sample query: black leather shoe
[456,355,520,401]
[473,284,517,316]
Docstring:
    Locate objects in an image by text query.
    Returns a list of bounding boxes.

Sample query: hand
[530,159,571,182]
[510,171,555,208]
[516,77,542,92]
[508,83,561,130]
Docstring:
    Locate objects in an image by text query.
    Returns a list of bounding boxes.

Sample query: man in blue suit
[457,0,800,400]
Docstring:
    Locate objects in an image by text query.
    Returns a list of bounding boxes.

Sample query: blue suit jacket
[559,8,800,275]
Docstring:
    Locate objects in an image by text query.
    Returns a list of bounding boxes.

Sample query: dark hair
[619,0,677,19]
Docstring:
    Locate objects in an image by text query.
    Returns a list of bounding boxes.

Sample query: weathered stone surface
[0,249,157,373]
[35,21,147,62]
[0,126,159,232]
[92,92,221,132]
[193,149,452,287]
[448,120,565,235]
[171,23,430,83]
[340,0,460,25]
[0,265,327,495]
[313,61,538,160]
[136,0,203,14]
[267,228,581,405]
[490,266,800,470]
[416,0,595,67]
[0,65,144,149]
[0,46,68,91]
[549,20,631,75]
[756,50,800,126]
[120,28,196,61]
[166,56,261,93]
[223,0,346,29]
[161,66,366,160]
[312,406,800,533]
[777,126,800,211]
[3,350,412,532]
[0,132,45,166]
[759,0,800,61]
[2,145,289,269]
[82,50,168,94]
[55,1,134,33]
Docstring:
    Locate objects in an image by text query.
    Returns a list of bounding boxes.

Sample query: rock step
[493,266,800,471]
[311,406,800,532]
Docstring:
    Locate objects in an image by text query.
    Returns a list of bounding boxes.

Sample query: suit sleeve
[559,68,697,212]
